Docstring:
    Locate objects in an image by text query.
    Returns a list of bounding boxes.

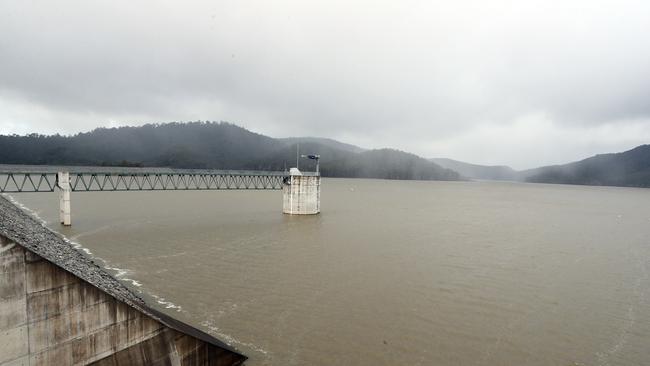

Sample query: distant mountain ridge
[433,144,650,188]
[0,121,460,181]
[3,121,648,187]
[523,145,650,187]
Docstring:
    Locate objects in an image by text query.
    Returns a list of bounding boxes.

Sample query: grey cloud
[1,0,650,168]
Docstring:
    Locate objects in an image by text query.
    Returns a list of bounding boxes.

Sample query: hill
[0,122,279,169]
[0,122,460,181]
[523,145,650,187]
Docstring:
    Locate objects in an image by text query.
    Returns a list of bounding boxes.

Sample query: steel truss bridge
[0,170,289,193]
[0,169,324,225]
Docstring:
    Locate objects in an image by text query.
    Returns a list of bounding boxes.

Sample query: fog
[1,0,649,169]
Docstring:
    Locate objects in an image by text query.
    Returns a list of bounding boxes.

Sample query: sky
[1,0,649,169]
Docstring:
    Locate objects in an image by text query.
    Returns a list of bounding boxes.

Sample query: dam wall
[0,196,246,366]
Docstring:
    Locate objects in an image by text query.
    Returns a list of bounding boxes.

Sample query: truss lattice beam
[0,171,288,193]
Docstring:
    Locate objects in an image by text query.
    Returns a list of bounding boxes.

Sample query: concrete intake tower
[282,168,321,215]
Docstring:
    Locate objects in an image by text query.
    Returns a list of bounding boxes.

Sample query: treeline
[0,121,460,181]
[524,144,650,187]
[0,122,278,169]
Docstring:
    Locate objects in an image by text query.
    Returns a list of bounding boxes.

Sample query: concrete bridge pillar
[57,172,71,226]
[283,168,320,215]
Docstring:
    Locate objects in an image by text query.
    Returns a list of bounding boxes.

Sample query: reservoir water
[6,178,650,365]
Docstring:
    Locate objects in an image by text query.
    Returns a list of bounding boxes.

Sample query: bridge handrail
[0,169,319,176]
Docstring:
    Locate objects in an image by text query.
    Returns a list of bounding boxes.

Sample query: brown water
[7,179,650,365]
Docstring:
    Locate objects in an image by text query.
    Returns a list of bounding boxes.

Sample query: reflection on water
[8,178,650,366]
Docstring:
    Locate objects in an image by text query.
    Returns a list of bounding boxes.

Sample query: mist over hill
[433,145,650,188]
[523,145,650,187]
[430,158,519,181]
[4,121,648,187]
[0,122,460,181]
[279,137,366,154]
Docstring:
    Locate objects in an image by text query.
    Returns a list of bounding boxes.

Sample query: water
[6,178,650,365]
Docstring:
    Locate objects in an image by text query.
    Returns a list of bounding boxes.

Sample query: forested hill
[0,122,461,181]
[523,145,650,187]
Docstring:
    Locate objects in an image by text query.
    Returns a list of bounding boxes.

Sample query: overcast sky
[1,1,649,169]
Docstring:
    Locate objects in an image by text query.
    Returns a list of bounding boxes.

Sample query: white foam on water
[104,265,130,278]
[67,238,94,256]
[122,278,143,287]
[2,193,49,226]
[103,266,144,288]
[4,193,262,359]
[150,294,183,311]
[200,319,269,356]
[3,193,147,292]
[3,194,96,258]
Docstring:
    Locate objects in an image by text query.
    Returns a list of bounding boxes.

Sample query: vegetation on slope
[524,145,650,187]
[0,121,460,181]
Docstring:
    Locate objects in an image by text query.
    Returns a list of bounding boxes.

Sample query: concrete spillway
[0,196,246,366]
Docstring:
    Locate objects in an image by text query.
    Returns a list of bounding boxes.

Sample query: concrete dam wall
[0,196,246,366]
